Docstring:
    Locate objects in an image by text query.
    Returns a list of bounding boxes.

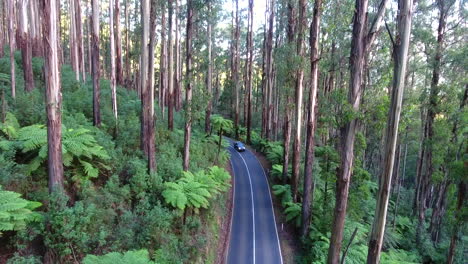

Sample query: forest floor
[246,146,301,264]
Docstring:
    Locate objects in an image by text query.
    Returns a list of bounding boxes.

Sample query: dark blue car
[234,141,246,152]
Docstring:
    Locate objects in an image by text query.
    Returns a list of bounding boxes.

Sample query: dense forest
[0,0,466,263]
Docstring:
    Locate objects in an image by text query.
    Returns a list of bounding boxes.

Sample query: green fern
[272,184,293,207]
[265,144,284,165]
[283,202,301,227]
[163,166,230,213]
[0,112,20,140]
[0,186,42,236]
[0,119,110,183]
[83,249,155,264]
[163,171,211,211]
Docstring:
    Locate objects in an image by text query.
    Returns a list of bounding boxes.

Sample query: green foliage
[162,166,230,212]
[272,184,293,206]
[211,114,233,135]
[283,202,301,227]
[83,249,155,264]
[0,186,42,235]
[270,164,284,180]
[265,143,284,165]
[0,115,110,184]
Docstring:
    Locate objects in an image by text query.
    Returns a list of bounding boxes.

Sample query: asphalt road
[227,140,283,264]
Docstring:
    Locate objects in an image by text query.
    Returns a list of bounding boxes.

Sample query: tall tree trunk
[367,0,412,261]
[265,0,275,139]
[159,9,167,115]
[114,0,123,85]
[74,0,85,81]
[168,0,175,131]
[282,0,295,185]
[204,1,213,134]
[183,0,194,171]
[393,143,407,229]
[109,0,117,124]
[233,0,240,138]
[140,0,156,173]
[42,0,64,192]
[124,0,130,85]
[327,0,389,262]
[174,0,182,111]
[416,0,451,245]
[0,1,4,58]
[300,0,322,238]
[69,0,79,80]
[19,0,35,92]
[292,0,307,202]
[245,0,253,143]
[7,0,16,99]
[91,0,101,126]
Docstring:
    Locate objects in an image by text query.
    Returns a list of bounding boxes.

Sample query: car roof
[235,141,244,145]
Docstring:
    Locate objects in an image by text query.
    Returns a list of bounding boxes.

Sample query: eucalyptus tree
[42,0,64,192]
[327,0,389,261]
[301,0,323,238]
[367,0,413,261]
[91,0,101,126]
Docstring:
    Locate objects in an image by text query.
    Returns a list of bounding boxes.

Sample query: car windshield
[236,142,244,147]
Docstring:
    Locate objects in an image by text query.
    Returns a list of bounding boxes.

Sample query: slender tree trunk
[91,0,101,126]
[300,0,322,238]
[204,1,213,134]
[168,0,175,130]
[265,0,274,139]
[393,143,407,229]
[42,0,64,192]
[69,0,79,81]
[124,0,130,85]
[283,0,295,185]
[0,1,4,58]
[292,0,307,202]
[114,0,123,86]
[7,0,16,99]
[246,0,253,143]
[174,0,182,111]
[159,9,167,115]
[328,0,389,262]
[367,0,412,261]
[417,0,451,245]
[183,0,194,171]
[19,0,35,92]
[109,0,117,125]
[233,0,240,139]
[140,0,156,173]
[74,0,85,81]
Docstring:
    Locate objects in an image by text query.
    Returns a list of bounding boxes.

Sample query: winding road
[227,140,283,264]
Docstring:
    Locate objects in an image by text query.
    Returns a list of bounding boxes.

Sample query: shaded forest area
[0,0,466,263]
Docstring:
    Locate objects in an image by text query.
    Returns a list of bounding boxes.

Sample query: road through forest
[226,140,283,264]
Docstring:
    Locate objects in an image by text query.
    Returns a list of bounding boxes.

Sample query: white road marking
[231,147,256,264]
[248,151,284,264]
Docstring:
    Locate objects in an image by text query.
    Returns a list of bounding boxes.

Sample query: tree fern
[272,184,293,207]
[162,166,230,213]
[265,144,284,165]
[0,112,20,140]
[0,187,42,236]
[283,202,301,227]
[0,121,110,183]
